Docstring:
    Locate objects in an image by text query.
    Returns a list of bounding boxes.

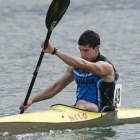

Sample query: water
[0,0,140,139]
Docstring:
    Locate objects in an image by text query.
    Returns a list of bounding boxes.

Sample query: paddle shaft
[20,0,70,114]
[20,31,51,114]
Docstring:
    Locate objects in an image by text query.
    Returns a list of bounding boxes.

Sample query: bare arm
[31,66,74,103]
[41,42,115,82]
[19,66,74,111]
[55,51,115,82]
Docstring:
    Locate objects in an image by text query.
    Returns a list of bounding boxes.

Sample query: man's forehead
[79,45,92,50]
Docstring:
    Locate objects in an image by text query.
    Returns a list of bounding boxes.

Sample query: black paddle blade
[46,0,70,31]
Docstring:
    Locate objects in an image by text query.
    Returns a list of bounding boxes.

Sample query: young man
[20,30,119,112]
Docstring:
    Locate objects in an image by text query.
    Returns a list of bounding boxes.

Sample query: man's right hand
[19,99,33,111]
[41,41,54,54]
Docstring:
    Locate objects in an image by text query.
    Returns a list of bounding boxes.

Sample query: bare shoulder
[55,66,74,89]
[67,65,74,72]
[96,61,115,82]
[96,61,113,70]
[61,66,74,80]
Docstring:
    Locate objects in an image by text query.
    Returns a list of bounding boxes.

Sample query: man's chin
[85,59,90,61]
[82,58,87,60]
[82,57,90,61]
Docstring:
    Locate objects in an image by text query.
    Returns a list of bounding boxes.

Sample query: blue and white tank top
[73,52,119,110]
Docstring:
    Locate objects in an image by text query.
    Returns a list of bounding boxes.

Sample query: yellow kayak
[0,104,117,134]
[0,104,107,123]
[0,104,140,134]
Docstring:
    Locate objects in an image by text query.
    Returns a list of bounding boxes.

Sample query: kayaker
[20,30,119,112]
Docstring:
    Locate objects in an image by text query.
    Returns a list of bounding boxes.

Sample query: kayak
[0,104,117,134]
[0,104,140,134]
[0,84,140,134]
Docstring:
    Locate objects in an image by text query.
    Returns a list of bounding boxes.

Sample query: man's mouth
[82,58,87,60]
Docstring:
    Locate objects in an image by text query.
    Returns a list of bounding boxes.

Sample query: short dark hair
[78,30,100,49]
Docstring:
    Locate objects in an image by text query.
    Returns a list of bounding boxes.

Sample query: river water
[0,0,140,139]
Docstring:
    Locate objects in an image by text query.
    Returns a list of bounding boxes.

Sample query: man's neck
[93,51,100,62]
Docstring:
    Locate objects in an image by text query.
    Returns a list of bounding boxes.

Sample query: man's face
[79,45,99,62]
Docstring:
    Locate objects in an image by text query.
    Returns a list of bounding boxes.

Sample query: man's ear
[95,45,100,51]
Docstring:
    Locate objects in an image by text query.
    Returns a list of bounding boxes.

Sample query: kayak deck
[117,108,140,119]
[0,104,107,123]
[117,108,140,124]
[0,111,117,134]
[0,104,117,134]
[0,104,140,134]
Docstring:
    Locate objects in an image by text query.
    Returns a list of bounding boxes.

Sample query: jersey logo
[76,79,94,84]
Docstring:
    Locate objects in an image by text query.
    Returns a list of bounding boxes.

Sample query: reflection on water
[70,128,116,140]
[0,127,116,140]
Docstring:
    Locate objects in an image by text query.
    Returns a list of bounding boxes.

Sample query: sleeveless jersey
[73,52,119,110]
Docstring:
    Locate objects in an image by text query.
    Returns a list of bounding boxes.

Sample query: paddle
[20,0,70,114]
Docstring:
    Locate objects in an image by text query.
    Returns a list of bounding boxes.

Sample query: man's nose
[81,52,85,58]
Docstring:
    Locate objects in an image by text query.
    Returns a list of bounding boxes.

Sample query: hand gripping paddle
[20,0,70,114]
